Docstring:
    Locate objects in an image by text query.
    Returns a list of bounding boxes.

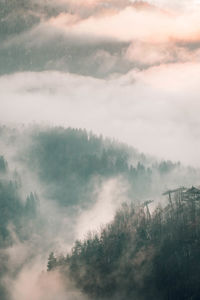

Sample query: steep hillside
[51,187,200,300]
[0,125,199,300]
[0,125,198,209]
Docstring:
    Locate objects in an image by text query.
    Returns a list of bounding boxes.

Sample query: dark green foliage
[52,190,200,300]
[47,252,57,271]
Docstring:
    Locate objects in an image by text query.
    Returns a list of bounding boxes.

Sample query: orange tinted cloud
[125,40,200,66]
[49,5,200,43]
[46,2,200,69]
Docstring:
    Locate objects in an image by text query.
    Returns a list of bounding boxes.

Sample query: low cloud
[7,262,87,300]
[75,177,129,240]
[51,6,200,43]
[1,1,200,76]
[1,0,200,184]
[0,62,200,166]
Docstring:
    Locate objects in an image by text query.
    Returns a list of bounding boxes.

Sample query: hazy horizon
[1,0,200,166]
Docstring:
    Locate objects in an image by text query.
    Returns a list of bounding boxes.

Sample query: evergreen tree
[47,252,57,271]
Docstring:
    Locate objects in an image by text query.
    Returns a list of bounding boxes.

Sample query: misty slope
[0,125,199,300]
[0,155,40,248]
[1,125,198,207]
[20,127,200,202]
[0,125,199,242]
[51,189,200,300]
[0,125,199,239]
[0,156,40,299]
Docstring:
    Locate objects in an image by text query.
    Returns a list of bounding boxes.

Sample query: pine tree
[47,252,57,271]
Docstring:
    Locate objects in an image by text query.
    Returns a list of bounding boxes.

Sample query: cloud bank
[1,0,200,166]
[1,62,200,167]
[1,0,200,76]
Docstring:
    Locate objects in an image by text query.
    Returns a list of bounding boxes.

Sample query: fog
[1,0,200,165]
[0,150,129,300]
[1,64,200,166]
[0,1,200,299]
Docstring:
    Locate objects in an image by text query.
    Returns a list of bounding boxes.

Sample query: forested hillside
[0,125,199,300]
[50,187,200,300]
[0,125,198,209]
[0,155,40,299]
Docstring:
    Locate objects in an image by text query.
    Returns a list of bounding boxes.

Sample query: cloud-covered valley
[1,61,200,167]
[1,1,200,166]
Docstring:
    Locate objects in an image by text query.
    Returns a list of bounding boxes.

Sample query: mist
[1,65,200,166]
[1,1,200,299]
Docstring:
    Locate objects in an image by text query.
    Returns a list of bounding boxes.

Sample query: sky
[1,0,200,166]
